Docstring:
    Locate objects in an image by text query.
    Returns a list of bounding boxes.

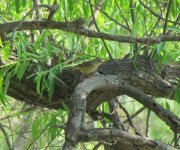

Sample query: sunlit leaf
[1,44,11,62]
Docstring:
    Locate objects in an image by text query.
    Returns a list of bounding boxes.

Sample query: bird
[74,58,103,75]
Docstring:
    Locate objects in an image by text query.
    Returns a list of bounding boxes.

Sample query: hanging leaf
[48,115,57,139]
[35,71,47,95]
[4,72,12,94]
[14,0,20,13]
[0,70,6,106]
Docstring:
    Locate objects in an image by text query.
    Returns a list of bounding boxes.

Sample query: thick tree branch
[63,74,179,149]
[63,75,125,149]
[0,20,180,44]
[5,56,179,111]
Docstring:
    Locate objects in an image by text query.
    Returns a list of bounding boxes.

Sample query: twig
[114,0,131,32]
[33,0,42,20]
[0,122,13,150]
[27,127,47,150]
[119,102,141,135]
[129,0,138,52]
[83,0,105,47]
[47,0,59,21]
[173,132,178,147]
[143,12,148,36]
[78,128,162,148]
[93,143,102,150]
[44,136,56,150]
[85,0,130,31]
[138,0,180,25]
[89,0,113,60]
[129,0,136,24]
[163,0,173,34]
[0,15,7,22]
[153,0,162,15]
[167,14,180,35]
[88,0,105,28]
[148,18,160,36]
[123,107,146,123]
[33,0,43,34]
[109,99,125,130]
[89,110,123,129]
[145,110,151,137]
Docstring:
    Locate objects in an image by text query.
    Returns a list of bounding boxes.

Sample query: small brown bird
[74,58,103,75]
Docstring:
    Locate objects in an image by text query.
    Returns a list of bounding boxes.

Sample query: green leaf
[22,0,27,7]
[35,71,47,95]
[48,116,57,139]
[82,2,89,18]
[32,117,40,140]
[172,0,177,18]
[1,44,11,62]
[47,71,55,101]
[103,102,110,113]
[165,102,170,111]
[46,41,53,57]
[157,42,165,55]
[17,61,28,80]
[4,72,12,94]
[42,112,49,127]
[0,71,6,106]
[14,0,20,13]
[35,31,47,49]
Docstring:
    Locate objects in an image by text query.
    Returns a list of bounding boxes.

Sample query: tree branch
[138,0,180,25]
[0,122,13,150]
[78,128,178,150]
[163,0,173,34]
[0,20,180,44]
[63,74,179,149]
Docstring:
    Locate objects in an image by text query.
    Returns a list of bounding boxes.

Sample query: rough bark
[6,56,178,110]
[3,55,180,150]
